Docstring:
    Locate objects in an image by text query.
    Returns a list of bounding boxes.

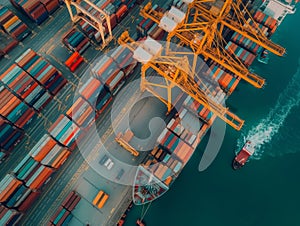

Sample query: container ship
[129,0,297,205]
[232,140,256,170]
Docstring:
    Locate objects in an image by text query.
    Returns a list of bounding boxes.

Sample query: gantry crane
[140,0,285,88]
[118,31,244,130]
[65,0,113,49]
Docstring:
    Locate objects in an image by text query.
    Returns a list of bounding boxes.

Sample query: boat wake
[237,61,300,160]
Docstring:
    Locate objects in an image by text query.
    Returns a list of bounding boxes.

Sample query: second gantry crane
[65,0,113,49]
[118,31,244,130]
[140,0,285,88]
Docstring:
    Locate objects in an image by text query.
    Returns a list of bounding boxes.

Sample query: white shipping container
[167,6,185,23]
[159,16,177,32]
[143,36,162,56]
[133,47,153,63]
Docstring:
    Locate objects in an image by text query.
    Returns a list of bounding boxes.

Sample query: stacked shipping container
[0,173,42,213]
[0,5,31,41]
[206,63,240,94]
[10,0,60,24]
[0,64,53,112]
[143,107,204,186]
[231,31,263,55]
[65,52,84,72]
[29,134,71,169]
[0,85,36,130]
[62,29,90,54]
[109,45,137,77]
[0,204,23,225]
[225,41,256,67]
[91,46,137,96]
[66,96,95,128]
[0,48,67,163]
[92,55,126,96]
[136,4,165,40]
[183,95,214,124]
[79,76,112,115]
[0,130,73,224]
[0,85,36,161]
[0,117,24,162]
[48,191,81,226]
[0,31,19,58]
[48,114,81,148]
[157,128,194,164]
[253,10,278,34]
[15,49,67,96]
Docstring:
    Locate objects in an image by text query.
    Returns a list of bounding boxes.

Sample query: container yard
[0,0,299,225]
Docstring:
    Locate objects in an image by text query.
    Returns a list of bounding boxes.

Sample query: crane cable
[140,201,152,221]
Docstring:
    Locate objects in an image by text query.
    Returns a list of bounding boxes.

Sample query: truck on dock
[115,129,140,157]
[92,190,109,209]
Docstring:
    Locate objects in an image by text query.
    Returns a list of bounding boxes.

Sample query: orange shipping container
[0,96,21,116]
[33,138,57,162]
[3,16,18,30]
[52,149,71,169]
[0,175,22,202]
[16,49,37,68]
[97,194,109,208]
[28,167,53,190]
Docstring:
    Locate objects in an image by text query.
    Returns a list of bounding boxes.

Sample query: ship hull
[232,159,243,170]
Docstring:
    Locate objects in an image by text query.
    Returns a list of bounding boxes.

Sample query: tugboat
[136,219,146,226]
[232,141,255,170]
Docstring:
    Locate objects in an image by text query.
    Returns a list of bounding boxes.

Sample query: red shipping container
[18,191,41,212]
[116,5,128,22]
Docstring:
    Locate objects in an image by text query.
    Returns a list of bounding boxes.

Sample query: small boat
[232,140,255,170]
[136,219,146,226]
[257,49,270,64]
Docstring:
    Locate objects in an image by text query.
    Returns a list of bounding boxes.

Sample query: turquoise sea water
[123,5,300,226]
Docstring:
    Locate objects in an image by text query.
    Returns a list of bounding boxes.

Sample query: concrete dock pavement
[1,0,176,225]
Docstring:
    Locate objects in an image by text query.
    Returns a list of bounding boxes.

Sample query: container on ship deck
[157,128,194,165]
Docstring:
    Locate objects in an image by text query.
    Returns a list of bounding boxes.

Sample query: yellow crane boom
[118,31,244,130]
[140,1,285,88]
